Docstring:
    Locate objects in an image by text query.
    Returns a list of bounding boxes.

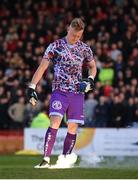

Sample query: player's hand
[79,76,95,93]
[27,88,38,106]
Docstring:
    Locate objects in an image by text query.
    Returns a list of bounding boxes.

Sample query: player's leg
[35,90,68,168]
[61,93,84,166]
[44,115,62,158]
[34,115,62,168]
[63,122,78,155]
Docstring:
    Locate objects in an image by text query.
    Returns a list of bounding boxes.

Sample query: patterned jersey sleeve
[43,42,56,61]
[83,46,94,63]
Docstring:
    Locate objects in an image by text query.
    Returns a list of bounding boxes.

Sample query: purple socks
[44,127,58,157]
[63,132,77,155]
[44,128,77,157]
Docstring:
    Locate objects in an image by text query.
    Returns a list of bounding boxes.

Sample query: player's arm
[27,58,50,105]
[88,59,97,81]
[31,58,50,85]
[80,59,97,93]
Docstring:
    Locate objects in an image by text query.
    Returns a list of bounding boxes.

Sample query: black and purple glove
[79,76,95,93]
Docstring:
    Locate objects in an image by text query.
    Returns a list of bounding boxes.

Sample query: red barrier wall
[0,130,23,154]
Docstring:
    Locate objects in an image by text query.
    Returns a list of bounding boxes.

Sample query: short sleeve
[83,46,94,63]
[43,43,55,61]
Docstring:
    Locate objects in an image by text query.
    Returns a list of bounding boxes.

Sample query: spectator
[31,111,50,128]
[109,95,126,128]
[93,96,109,127]
[8,96,25,128]
[110,43,122,61]
[98,66,114,85]
[0,95,11,129]
[125,98,135,127]
[84,92,98,127]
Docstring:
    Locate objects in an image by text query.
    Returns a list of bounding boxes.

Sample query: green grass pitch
[0,155,138,179]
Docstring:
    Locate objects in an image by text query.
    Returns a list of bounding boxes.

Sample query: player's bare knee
[50,115,62,129]
[67,123,78,134]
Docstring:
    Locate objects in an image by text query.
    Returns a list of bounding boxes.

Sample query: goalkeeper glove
[79,76,95,93]
[27,83,38,106]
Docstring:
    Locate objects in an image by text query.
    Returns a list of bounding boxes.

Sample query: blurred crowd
[0,0,138,129]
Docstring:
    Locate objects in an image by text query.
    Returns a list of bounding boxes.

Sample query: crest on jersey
[52,100,62,110]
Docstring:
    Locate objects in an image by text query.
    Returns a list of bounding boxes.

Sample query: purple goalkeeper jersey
[43,37,94,93]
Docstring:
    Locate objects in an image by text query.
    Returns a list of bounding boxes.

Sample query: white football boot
[49,153,77,169]
[34,157,50,168]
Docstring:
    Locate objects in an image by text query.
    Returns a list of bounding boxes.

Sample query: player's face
[67,26,83,44]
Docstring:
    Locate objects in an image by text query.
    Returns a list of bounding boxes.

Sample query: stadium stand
[0,0,137,129]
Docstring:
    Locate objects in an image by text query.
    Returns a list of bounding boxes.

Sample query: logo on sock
[52,100,62,110]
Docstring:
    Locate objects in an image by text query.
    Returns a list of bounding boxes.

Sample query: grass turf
[0,155,138,179]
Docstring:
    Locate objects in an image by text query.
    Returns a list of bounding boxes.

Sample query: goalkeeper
[27,18,97,169]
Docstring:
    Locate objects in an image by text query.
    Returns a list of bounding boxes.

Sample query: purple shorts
[49,90,84,125]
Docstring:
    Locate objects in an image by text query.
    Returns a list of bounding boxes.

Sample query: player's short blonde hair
[70,18,85,31]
